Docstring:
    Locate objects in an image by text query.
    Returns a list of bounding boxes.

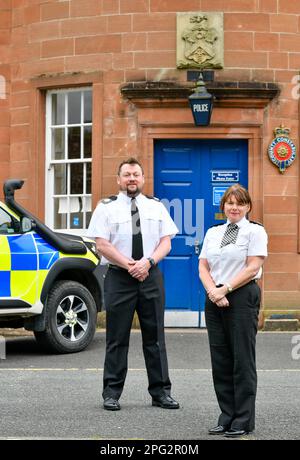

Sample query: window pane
[83,196,92,228]
[51,128,65,160]
[84,126,92,159]
[68,127,81,159]
[86,212,91,228]
[54,164,68,195]
[70,210,83,229]
[86,163,91,194]
[54,197,67,229]
[52,93,65,125]
[47,88,93,231]
[68,92,81,124]
[0,208,14,234]
[83,196,92,212]
[70,163,83,194]
[84,91,92,123]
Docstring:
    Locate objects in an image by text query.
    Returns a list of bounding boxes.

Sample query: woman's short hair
[220,184,252,212]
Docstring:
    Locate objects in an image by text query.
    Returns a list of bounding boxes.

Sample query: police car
[0,179,103,354]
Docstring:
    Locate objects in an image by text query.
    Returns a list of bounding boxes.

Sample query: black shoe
[152,394,180,409]
[224,429,249,438]
[208,425,228,435]
[103,397,120,411]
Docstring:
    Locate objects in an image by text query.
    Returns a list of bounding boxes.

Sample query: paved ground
[0,329,299,440]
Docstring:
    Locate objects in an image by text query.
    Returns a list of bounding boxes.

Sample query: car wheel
[34,280,97,354]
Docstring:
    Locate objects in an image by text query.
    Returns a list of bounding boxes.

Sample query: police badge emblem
[268,125,296,173]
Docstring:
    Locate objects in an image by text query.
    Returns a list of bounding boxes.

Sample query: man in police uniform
[87,158,179,411]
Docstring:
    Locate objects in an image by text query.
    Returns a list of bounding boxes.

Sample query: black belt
[216,280,257,288]
[108,264,128,272]
[108,263,157,273]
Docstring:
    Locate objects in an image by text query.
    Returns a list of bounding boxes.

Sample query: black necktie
[131,197,143,260]
[220,223,239,248]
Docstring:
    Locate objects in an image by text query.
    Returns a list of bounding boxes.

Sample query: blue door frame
[154,139,248,327]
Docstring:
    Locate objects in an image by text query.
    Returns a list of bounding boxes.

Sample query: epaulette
[145,195,160,202]
[101,195,118,204]
[250,220,263,227]
[211,223,224,228]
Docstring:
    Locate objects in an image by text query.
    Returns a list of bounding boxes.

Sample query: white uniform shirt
[86,192,179,265]
[199,217,268,285]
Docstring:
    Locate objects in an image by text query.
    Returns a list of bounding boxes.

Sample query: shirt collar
[118,192,144,204]
[226,216,249,229]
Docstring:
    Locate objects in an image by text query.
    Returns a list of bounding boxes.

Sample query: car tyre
[34,280,97,354]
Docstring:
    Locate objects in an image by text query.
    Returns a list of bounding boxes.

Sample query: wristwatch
[225,283,233,293]
[147,257,156,268]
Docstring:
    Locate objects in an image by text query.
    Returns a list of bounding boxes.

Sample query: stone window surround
[29,72,103,222]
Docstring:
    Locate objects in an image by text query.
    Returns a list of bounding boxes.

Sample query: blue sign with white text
[213,186,229,206]
[211,171,239,182]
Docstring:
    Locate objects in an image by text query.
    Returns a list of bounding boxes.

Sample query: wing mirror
[20,216,35,233]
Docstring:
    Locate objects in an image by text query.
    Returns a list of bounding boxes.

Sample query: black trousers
[205,281,260,432]
[102,265,171,400]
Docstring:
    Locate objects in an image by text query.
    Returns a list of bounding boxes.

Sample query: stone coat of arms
[177,13,224,69]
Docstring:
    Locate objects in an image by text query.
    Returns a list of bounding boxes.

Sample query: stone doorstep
[99,313,300,332]
[101,314,300,332]
[263,318,300,332]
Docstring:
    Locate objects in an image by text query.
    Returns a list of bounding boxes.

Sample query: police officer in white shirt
[199,184,268,438]
[87,157,180,411]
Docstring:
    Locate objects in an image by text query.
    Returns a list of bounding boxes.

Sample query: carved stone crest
[177,12,224,69]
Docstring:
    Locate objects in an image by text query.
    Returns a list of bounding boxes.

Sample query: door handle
[194,240,200,255]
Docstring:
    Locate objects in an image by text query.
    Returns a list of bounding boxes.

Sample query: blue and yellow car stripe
[0,230,98,306]
[0,236,12,297]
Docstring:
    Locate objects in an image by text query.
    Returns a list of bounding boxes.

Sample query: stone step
[263,318,299,331]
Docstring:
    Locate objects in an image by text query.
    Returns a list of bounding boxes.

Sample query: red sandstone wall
[1,0,300,312]
[0,0,11,195]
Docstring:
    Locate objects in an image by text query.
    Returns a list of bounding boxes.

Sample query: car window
[0,207,16,234]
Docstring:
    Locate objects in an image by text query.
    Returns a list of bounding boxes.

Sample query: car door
[0,206,38,307]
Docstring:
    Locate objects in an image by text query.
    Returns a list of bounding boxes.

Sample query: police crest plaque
[268,125,296,173]
[177,12,224,69]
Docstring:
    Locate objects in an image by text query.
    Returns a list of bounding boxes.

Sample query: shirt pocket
[236,234,250,248]
[109,215,131,240]
[206,235,222,253]
[206,238,221,264]
[229,234,249,261]
[143,210,162,239]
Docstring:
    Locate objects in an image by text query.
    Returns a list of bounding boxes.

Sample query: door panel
[0,231,38,304]
[154,139,248,326]
[155,142,201,312]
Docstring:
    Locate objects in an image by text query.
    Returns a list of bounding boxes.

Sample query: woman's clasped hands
[207,286,230,308]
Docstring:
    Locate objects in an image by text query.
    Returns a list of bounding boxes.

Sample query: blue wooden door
[154,139,248,327]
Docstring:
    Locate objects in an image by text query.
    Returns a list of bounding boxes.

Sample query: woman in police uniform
[199,184,268,437]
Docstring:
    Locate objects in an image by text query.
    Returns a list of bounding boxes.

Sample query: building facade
[1,0,299,327]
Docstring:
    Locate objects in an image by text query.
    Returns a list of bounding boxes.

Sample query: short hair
[117,157,144,175]
[220,184,252,212]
